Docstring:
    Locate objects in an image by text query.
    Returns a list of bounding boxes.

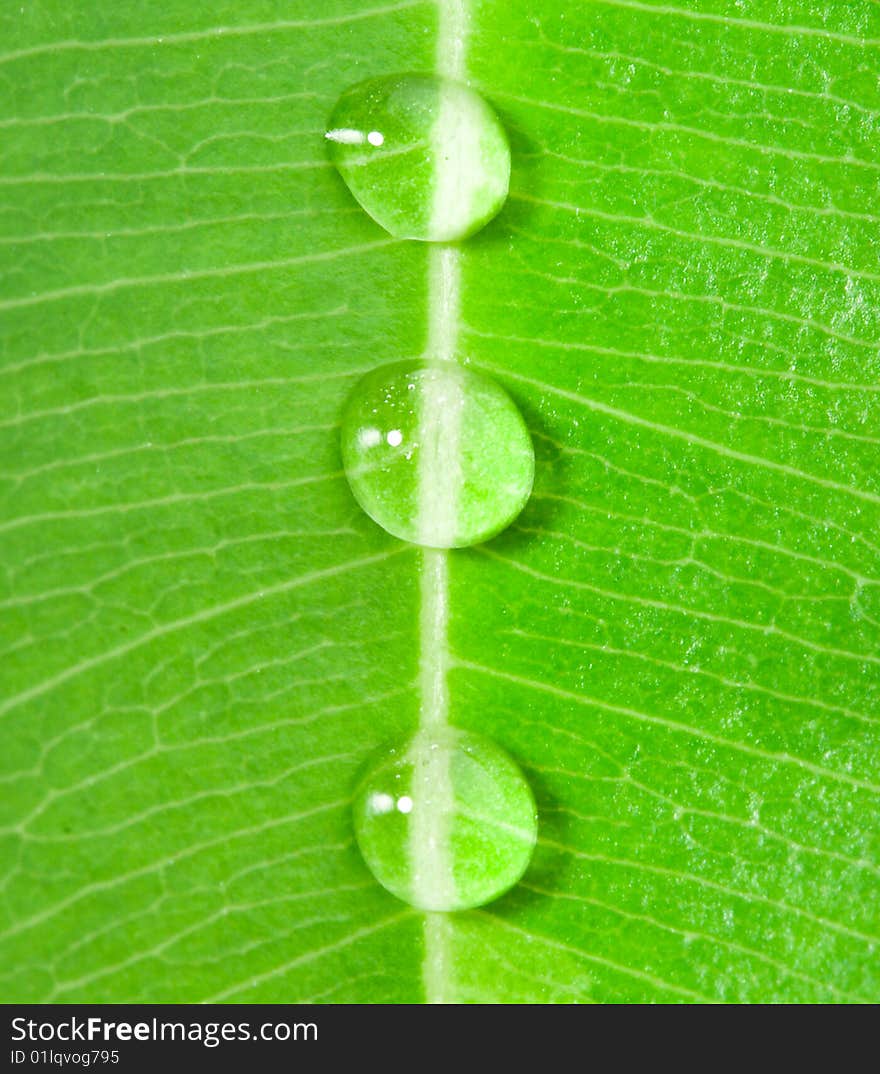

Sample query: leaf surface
[1,0,878,1003]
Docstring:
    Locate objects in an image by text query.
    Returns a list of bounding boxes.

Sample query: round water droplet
[325,73,511,242]
[353,729,537,911]
[341,360,534,548]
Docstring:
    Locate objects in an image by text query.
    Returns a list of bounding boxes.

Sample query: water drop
[340,360,534,548]
[353,729,537,911]
[325,73,511,242]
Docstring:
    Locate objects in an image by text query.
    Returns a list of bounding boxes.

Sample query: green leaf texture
[1,0,878,1003]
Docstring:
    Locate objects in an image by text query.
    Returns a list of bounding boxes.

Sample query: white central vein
[414,0,468,1006]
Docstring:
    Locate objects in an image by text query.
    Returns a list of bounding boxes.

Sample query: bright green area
[327,73,510,241]
[352,729,538,911]
[340,360,534,548]
[1,0,878,1003]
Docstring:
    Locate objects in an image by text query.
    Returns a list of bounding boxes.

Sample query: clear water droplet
[326,73,511,242]
[353,729,537,911]
[341,360,534,548]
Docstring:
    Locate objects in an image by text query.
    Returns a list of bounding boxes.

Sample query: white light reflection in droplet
[386,429,403,447]
[325,128,367,145]
[359,427,381,448]
[369,792,394,815]
[397,796,413,814]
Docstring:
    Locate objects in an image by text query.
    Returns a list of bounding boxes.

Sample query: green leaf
[1,0,878,1003]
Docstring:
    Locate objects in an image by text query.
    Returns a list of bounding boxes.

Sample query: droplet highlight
[326,73,511,242]
[353,729,538,911]
[340,360,534,548]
